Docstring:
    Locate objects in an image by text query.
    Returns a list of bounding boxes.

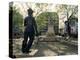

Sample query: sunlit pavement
[13,36,78,58]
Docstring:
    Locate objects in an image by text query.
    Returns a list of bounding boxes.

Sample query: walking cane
[35,35,40,48]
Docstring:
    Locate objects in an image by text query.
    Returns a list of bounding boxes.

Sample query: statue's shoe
[22,50,31,54]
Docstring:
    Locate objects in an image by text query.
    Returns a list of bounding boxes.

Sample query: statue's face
[28,12,33,16]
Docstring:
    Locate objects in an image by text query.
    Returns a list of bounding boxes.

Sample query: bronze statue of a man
[22,8,38,53]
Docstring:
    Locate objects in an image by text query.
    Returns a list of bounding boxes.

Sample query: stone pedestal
[46,17,55,37]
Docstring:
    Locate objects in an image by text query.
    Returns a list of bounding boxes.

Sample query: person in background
[64,21,71,39]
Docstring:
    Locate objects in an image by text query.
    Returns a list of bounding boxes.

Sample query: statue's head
[27,8,33,16]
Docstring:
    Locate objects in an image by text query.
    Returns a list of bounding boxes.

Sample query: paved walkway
[13,37,78,58]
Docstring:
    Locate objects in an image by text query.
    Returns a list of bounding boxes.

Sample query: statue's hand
[35,32,39,36]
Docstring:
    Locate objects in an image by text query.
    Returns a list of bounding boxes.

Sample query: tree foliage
[56,4,78,20]
[9,6,24,37]
[36,12,59,34]
[12,7,23,28]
